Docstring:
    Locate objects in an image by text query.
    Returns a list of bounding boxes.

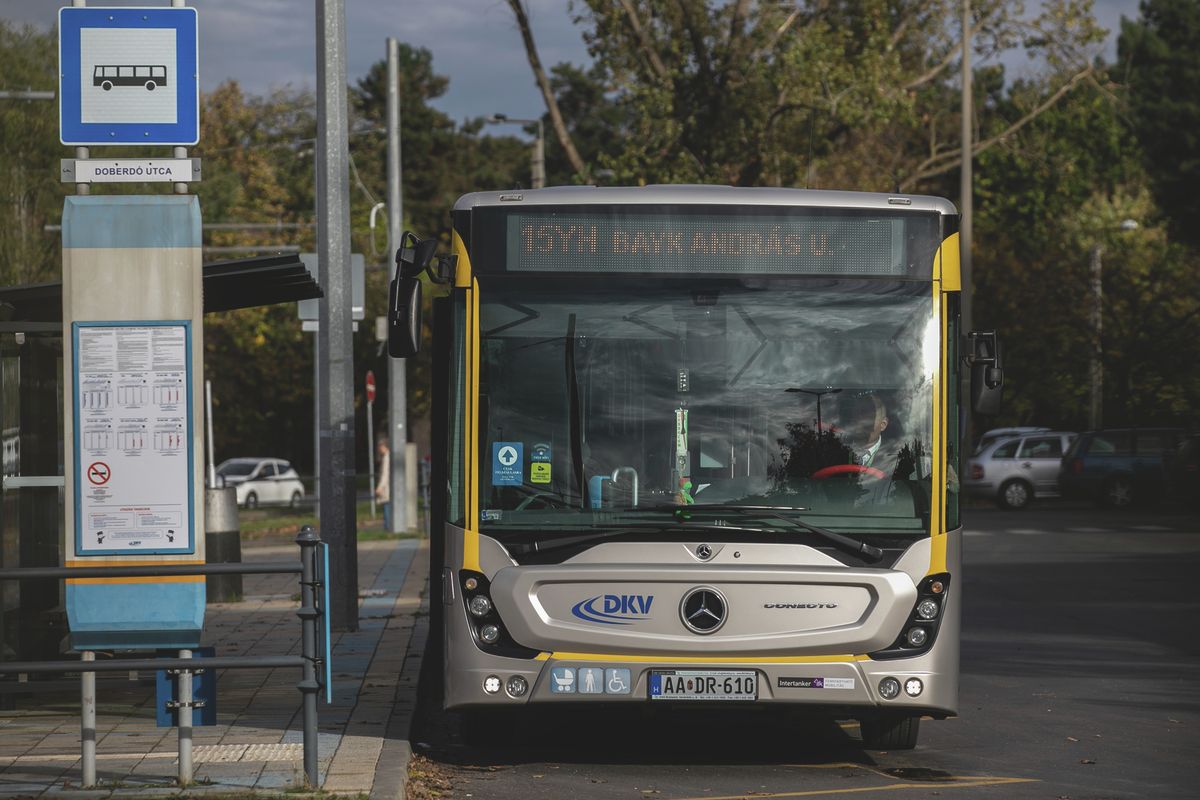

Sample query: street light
[485,113,545,189]
[787,387,843,434]
[1089,218,1139,430]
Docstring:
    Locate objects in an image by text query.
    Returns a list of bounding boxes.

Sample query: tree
[0,22,67,286]
[1117,0,1200,246]
[509,0,1105,192]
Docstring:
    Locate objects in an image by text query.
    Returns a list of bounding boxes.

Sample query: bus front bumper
[444,650,958,718]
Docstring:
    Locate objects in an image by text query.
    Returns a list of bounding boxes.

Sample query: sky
[2,0,1140,135]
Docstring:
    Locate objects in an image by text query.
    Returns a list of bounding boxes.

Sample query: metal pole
[960,0,972,336]
[73,3,89,196]
[367,399,375,519]
[296,526,321,787]
[386,37,407,533]
[313,332,320,515]
[317,0,358,628]
[177,649,193,786]
[533,119,545,189]
[80,650,96,787]
[1089,243,1103,429]
[171,0,188,195]
[205,379,216,488]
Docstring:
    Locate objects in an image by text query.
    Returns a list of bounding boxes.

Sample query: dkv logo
[571,594,654,625]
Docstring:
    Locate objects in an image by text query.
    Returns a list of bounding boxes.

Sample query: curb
[367,538,429,800]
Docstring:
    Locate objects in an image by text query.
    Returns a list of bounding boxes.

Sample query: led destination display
[502,209,936,276]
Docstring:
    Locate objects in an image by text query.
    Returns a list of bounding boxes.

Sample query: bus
[93,65,167,92]
[388,186,1002,750]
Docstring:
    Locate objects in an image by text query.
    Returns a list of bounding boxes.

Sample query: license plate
[649,670,758,701]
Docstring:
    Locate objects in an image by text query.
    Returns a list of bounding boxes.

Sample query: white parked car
[216,458,305,509]
[965,431,1077,509]
[973,426,1051,455]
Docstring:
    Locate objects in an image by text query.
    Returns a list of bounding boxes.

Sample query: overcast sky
[3,0,1139,133]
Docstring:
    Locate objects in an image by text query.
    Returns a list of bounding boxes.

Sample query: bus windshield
[477,276,936,536]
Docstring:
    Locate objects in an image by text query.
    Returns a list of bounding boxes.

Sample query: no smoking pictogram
[87,461,111,486]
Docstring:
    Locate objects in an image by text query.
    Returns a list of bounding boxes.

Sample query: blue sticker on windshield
[492,442,523,486]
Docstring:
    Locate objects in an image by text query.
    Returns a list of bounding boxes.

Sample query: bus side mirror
[388,232,438,358]
[968,331,1004,415]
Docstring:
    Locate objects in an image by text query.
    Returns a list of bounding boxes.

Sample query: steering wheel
[812,464,887,480]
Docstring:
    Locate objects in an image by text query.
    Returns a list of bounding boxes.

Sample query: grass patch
[238,501,423,541]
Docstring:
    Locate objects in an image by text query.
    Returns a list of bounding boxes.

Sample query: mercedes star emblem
[695,543,713,560]
[680,587,727,634]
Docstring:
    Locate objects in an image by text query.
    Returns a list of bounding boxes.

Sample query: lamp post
[1089,219,1139,430]
[787,387,843,435]
[485,113,545,189]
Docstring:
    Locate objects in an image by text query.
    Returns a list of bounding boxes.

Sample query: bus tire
[101,81,113,91]
[859,713,920,750]
[997,478,1032,510]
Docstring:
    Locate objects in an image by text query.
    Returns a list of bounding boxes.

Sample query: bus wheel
[145,81,156,91]
[998,479,1032,510]
[1103,476,1134,508]
[859,713,920,750]
[101,81,113,91]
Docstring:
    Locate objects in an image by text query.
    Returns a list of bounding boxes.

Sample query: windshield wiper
[507,505,883,562]
[647,503,884,562]
[506,522,766,556]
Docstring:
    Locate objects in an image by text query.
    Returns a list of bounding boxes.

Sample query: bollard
[295,526,321,787]
[81,650,96,787]
[205,487,243,602]
[177,649,193,786]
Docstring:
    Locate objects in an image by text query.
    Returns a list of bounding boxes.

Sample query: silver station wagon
[965,431,1077,509]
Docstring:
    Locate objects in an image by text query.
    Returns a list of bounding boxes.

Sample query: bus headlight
[878,677,901,700]
[904,678,924,697]
[479,624,500,644]
[483,675,501,694]
[468,594,493,617]
[506,676,528,698]
[868,573,951,660]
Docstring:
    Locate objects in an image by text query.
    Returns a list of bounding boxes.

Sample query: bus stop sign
[58,6,199,145]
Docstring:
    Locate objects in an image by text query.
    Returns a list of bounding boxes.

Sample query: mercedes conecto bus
[388,186,1002,750]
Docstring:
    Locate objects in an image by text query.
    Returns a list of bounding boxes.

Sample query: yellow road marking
[672,775,1037,800]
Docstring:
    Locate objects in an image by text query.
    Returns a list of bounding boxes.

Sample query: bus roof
[454,185,958,216]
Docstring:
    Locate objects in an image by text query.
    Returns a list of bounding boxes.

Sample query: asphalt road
[411,502,1200,799]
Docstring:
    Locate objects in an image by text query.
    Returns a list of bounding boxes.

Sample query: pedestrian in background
[374,437,391,530]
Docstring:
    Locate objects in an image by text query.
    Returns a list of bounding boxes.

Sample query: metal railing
[0,526,325,788]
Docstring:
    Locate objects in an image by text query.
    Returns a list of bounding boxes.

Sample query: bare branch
[898,65,1094,191]
[767,7,802,52]
[616,0,671,83]
[904,14,995,92]
[506,0,588,178]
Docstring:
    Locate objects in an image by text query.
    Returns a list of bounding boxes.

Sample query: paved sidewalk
[0,534,429,798]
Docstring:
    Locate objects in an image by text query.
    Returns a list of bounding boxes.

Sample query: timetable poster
[74,323,193,554]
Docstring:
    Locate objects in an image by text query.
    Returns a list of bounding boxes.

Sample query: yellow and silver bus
[389,186,1002,749]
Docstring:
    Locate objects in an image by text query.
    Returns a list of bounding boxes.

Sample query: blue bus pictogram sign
[59,7,199,145]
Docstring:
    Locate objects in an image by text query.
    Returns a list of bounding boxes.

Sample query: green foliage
[1117,0,1200,245]
[564,0,1104,190]
[0,22,67,285]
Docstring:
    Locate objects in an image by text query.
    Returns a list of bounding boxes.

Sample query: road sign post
[366,370,376,520]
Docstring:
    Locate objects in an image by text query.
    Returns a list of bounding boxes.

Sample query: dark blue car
[1059,428,1184,508]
